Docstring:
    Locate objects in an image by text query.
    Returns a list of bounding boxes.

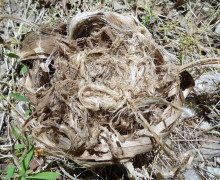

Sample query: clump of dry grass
[0,0,220,179]
[18,11,191,170]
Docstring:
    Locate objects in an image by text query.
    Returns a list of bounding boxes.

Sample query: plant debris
[1,1,220,179]
[16,11,198,169]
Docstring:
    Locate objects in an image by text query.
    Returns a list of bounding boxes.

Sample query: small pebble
[181,107,196,119]
[184,169,201,180]
[195,72,220,94]
[216,157,220,165]
[215,23,220,34]
[202,7,209,12]
[206,167,220,178]
[199,121,211,130]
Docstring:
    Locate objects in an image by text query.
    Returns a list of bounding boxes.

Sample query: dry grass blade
[180,58,220,71]
[0,15,39,29]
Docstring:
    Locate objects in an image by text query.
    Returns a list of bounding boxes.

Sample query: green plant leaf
[20,145,34,177]
[15,144,26,150]
[4,165,16,180]
[179,53,183,65]
[26,172,60,180]
[24,110,31,117]
[20,64,28,75]
[11,125,26,142]
[25,170,33,175]
[4,52,20,58]
[28,136,34,143]
[9,93,29,102]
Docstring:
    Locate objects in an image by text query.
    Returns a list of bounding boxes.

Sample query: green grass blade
[11,125,26,142]
[9,93,29,102]
[26,172,61,180]
[24,110,31,117]
[4,52,20,58]
[15,144,26,150]
[25,170,33,175]
[4,165,16,180]
[179,53,183,65]
[20,64,28,75]
[20,145,34,177]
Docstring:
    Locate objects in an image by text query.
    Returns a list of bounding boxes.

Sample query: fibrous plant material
[18,11,196,168]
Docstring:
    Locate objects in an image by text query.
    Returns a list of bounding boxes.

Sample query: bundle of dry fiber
[19,11,195,167]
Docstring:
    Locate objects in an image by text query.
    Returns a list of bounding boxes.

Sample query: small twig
[180,58,220,71]
[194,124,220,137]
[0,112,5,132]
[57,161,78,180]
[0,154,13,159]
[0,92,25,123]
[0,15,39,29]
[136,112,178,161]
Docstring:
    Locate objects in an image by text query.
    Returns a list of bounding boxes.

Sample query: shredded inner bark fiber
[19,11,195,167]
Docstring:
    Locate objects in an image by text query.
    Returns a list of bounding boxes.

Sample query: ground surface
[0,0,220,179]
